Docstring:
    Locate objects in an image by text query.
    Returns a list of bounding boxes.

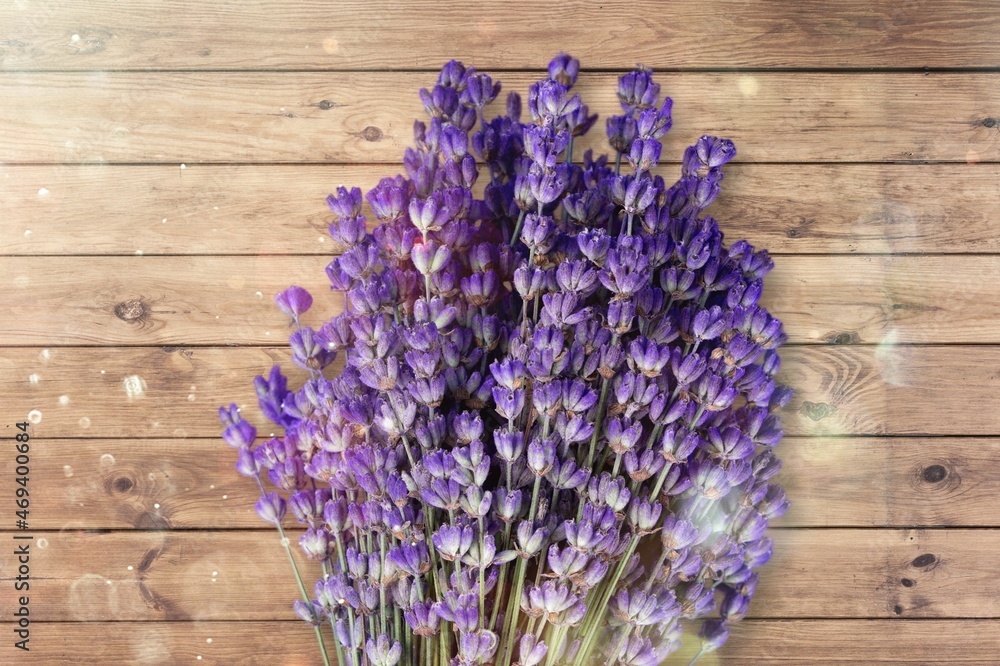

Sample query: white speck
[14,276,30,288]
[206,638,213,644]
[255,291,263,298]
[190,385,197,391]
[106,580,112,585]
[71,34,80,42]
[268,433,274,437]
[212,571,218,576]
[148,473,156,481]
[135,250,143,255]
[264,331,270,336]
[127,565,133,571]
[319,236,326,243]
[24,230,31,237]
[280,107,286,112]
[209,485,215,489]
[100,370,105,374]
[213,206,218,210]
[63,465,73,477]
[37,538,48,549]
[222,495,228,500]
[187,394,196,402]
[27,410,42,424]
[215,315,219,319]
[197,657,202,661]
[211,578,217,583]
[152,422,160,427]
[59,395,70,406]
[28,374,39,384]
[38,187,49,197]
[737,75,760,97]
[78,417,91,428]
[162,218,167,223]
[40,349,50,360]
[154,503,160,509]
[180,163,187,170]
[100,453,115,466]
[123,374,147,399]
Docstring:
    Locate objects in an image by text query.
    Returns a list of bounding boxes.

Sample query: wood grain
[4,255,996,346]
[776,438,1000,528]
[3,1,1000,71]
[3,164,999,256]
[1,528,994,621]
[4,346,998,438]
[19,437,1000,530]
[4,619,1000,664]
[2,72,998,164]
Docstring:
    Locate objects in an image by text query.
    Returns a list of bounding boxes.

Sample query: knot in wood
[115,299,149,322]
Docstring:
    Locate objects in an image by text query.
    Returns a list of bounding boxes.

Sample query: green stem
[583,377,611,470]
[379,531,388,635]
[478,516,487,629]
[256,476,332,666]
[510,209,527,247]
[280,525,332,666]
[500,474,543,666]
[573,536,640,666]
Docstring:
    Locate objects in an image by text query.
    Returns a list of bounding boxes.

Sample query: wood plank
[2,346,997,438]
[21,438,1000,530]
[24,439,262,530]
[723,620,1000,663]
[0,255,336,346]
[3,164,999,256]
[1,529,995,620]
[775,438,1000,528]
[4,255,996,346]
[3,1,1000,71]
[1,72,998,164]
[3,620,999,664]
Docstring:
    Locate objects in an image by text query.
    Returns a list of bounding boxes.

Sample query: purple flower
[254,491,286,525]
[220,54,790,666]
[548,52,581,88]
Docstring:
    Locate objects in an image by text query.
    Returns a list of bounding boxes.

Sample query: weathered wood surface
[22,438,1000,530]
[5,619,1000,664]
[1,528,992,621]
[3,346,995,439]
[4,164,999,256]
[2,72,999,164]
[3,255,998,346]
[3,1,998,660]
[3,1,1000,71]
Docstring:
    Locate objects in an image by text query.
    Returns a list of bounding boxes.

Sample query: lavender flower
[221,54,790,666]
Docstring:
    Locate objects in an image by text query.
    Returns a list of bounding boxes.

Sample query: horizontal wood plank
[3,255,996,346]
[20,438,1000,530]
[3,164,999,256]
[0,529,994,620]
[1,72,998,164]
[3,1,1000,71]
[3,346,997,438]
[4,619,1000,664]
[776,438,1000,528]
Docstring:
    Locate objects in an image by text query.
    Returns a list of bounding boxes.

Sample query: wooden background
[2,1,999,663]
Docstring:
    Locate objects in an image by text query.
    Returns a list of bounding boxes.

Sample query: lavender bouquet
[220,54,790,666]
